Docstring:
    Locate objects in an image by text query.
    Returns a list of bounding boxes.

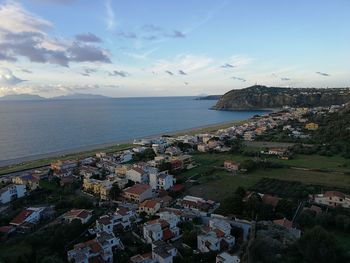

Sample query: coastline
[0,116,259,174]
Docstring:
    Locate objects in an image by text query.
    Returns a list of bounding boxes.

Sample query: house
[303,205,322,214]
[243,131,256,141]
[10,207,46,227]
[60,175,75,187]
[62,209,93,224]
[0,184,26,204]
[143,217,180,244]
[149,172,175,190]
[261,194,280,208]
[51,160,78,172]
[267,148,289,156]
[197,144,209,153]
[197,218,235,253]
[139,199,161,215]
[12,174,40,190]
[178,195,218,212]
[83,178,114,200]
[79,166,100,179]
[152,240,177,263]
[115,165,130,177]
[67,231,122,263]
[305,122,319,130]
[313,191,350,208]
[273,218,301,238]
[126,167,149,184]
[216,252,240,263]
[123,184,153,203]
[113,207,136,230]
[224,161,240,171]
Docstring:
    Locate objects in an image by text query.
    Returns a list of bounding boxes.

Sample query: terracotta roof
[162,228,174,241]
[132,167,145,175]
[213,229,225,238]
[64,209,92,219]
[0,226,15,233]
[124,184,151,196]
[262,194,280,207]
[10,209,33,226]
[116,207,129,216]
[85,239,103,254]
[140,199,160,209]
[170,184,185,192]
[273,218,293,229]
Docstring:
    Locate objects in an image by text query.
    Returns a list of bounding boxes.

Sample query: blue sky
[0,0,349,97]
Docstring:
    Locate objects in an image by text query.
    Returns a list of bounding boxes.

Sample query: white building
[126,167,149,184]
[314,191,350,208]
[143,217,180,244]
[152,240,177,263]
[0,184,26,204]
[149,172,175,190]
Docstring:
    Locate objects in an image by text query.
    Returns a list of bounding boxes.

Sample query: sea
[0,97,267,164]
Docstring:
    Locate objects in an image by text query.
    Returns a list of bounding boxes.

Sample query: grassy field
[179,152,350,201]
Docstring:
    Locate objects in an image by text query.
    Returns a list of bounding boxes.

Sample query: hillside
[0,94,46,101]
[213,85,350,110]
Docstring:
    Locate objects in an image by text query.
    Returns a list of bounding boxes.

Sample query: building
[243,131,256,141]
[305,122,319,130]
[216,252,240,263]
[314,191,350,208]
[178,195,218,212]
[139,199,161,215]
[79,166,100,179]
[12,174,40,190]
[62,209,93,224]
[51,160,78,172]
[149,172,175,190]
[0,184,26,204]
[143,217,180,244]
[126,167,149,184]
[67,231,122,263]
[152,240,177,263]
[10,207,46,226]
[273,218,301,238]
[224,161,240,171]
[123,184,153,203]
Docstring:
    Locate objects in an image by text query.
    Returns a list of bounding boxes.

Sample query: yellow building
[305,122,319,130]
[12,174,39,190]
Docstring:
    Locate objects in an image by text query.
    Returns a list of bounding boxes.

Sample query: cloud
[67,42,111,63]
[0,2,52,34]
[81,68,97,76]
[31,0,76,4]
[165,70,174,76]
[184,82,189,85]
[75,33,102,43]
[0,2,111,67]
[108,70,129,77]
[281,77,290,81]
[142,24,163,32]
[221,63,235,69]
[167,30,186,38]
[178,70,187,75]
[21,69,33,74]
[117,31,137,39]
[0,68,25,86]
[0,83,103,96]
[105,0,116,30]
[231,76,246,82]
[152,54,212,74]
[316,71,330,77]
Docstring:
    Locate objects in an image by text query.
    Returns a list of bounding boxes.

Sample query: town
[1,104,350,263]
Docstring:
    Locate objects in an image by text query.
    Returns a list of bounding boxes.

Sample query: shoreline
[0,116,260,173]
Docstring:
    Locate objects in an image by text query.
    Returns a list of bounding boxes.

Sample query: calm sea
[0,97,266,163]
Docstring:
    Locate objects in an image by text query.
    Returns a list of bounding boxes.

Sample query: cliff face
[213,85,350,110]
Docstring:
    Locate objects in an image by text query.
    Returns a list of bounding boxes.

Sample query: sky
[0,0,349,98]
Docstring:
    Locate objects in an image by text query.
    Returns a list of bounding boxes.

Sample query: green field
[179,152,350,201]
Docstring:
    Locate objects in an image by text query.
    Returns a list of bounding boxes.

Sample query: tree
[296,226,346,263]
[109,183,121,200]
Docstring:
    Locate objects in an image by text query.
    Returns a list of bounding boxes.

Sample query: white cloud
[0,67,25,86]
[105,0,116,31]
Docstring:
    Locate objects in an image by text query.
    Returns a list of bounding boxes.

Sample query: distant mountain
[0,94,46,101]
[0,93,110,101]
[195,95,222,100]
[52,93,110,100]
[213,85,350,110]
